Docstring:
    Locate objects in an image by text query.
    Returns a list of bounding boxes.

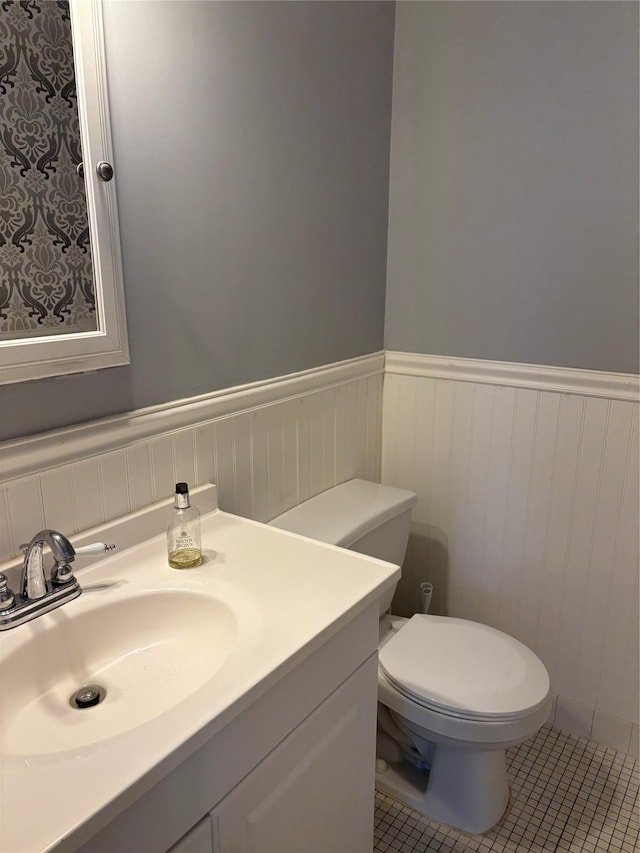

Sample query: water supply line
[420,581,433,614]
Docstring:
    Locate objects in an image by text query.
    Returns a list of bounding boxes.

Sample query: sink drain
[70,684,106,709]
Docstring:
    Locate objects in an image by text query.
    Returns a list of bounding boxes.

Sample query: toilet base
[375,743,510,835]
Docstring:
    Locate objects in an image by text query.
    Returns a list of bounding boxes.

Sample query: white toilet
[270,479,551,835]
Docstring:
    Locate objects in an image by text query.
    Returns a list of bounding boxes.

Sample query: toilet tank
[269,479,417,614]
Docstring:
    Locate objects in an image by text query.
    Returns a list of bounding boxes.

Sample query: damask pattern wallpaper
[0,0,96,340]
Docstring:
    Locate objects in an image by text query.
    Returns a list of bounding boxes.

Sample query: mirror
[0,0,128,384]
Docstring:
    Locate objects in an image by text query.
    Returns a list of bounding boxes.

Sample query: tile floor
[374,725,639,853]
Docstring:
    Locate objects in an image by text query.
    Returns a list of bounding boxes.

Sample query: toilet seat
[378,614,550,722]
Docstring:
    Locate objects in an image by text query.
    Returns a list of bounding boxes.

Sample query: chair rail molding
[385,352,640,403]
[0,352,384,482]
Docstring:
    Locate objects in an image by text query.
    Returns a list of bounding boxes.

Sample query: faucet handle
[0,574,15,612]
[50,542,115,587]
[74,542,116,557]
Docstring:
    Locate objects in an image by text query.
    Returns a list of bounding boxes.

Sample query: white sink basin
[0,589,237,755]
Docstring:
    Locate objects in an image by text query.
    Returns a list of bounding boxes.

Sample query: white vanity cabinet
[168,817,215,853]
[211,655,378,853]
[75,604,380,853]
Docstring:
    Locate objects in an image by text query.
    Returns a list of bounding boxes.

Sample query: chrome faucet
[21,529,77,600]
[0,531,115,631]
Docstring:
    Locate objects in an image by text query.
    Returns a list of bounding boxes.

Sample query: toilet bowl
[376,613,551,832]
[270,479,551,835]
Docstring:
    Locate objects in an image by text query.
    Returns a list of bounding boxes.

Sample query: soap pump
[167,483,202,568]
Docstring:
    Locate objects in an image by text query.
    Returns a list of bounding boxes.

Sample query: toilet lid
[378,615,550,722]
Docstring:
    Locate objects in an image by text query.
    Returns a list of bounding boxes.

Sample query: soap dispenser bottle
[167,482,202,568]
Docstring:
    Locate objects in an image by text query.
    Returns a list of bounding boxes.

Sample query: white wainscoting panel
[382,353,640,745]
[0,354,383,564]
[2,348,636,753]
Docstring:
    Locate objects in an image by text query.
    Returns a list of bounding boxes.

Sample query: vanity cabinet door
[211,654,378,853]
[167,815,214,853]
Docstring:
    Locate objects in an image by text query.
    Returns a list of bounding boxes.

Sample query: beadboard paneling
[382,354,640,737]
[0,355,383,564]
[2,348,635,753]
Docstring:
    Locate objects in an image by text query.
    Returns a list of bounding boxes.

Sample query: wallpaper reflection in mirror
[0,0,97,341]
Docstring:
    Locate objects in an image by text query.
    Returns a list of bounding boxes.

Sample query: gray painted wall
[385,1,639,374]
[0,1,394,440]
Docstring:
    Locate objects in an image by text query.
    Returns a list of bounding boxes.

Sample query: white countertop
[0,504,398,853]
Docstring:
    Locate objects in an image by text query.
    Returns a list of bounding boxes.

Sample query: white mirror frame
[0,0,129,385]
